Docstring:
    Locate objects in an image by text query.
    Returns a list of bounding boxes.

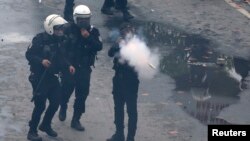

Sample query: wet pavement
[132,0,250,59]
[1,0,250,141]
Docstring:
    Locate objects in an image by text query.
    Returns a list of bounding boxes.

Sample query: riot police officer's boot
[126,136,135,141]
[123,10,134,21]
[107,133,125,141]
[107,130,125,141]
[39,124,58,137]
[127,122,136,141]
[27,130,42,141]
[59,105,67,121]
[71,112,85,131]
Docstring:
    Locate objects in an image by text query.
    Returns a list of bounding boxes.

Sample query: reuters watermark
[208,125,250,140]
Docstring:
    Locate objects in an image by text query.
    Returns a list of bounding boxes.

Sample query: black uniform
[60,2,103,128]
[108,42,139,141]
[26,32,70,136]
[61,23,102,113]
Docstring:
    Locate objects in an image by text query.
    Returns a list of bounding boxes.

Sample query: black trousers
[112,74,139,138]
[102,0,128,11]
[28,73,61,132]
[60,67,91,115]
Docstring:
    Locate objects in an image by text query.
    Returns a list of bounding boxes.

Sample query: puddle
[143,22,250,125]
[105,20,250,125]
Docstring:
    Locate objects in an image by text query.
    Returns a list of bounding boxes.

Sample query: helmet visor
[53,25,64,36]
[76,17,90,29]
[53,24,64,31]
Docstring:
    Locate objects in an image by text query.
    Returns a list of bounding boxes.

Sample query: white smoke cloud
[119,35,160,79]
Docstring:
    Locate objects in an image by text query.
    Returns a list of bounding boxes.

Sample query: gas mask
[76,17,90,29]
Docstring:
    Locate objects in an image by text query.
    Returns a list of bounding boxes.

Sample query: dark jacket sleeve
[108,42,120,57]
[25,34,44,65]
[59,38,74,67]
[59,48,71,71]
[85,28,103,52]
[62,23,77,66]
[64,0,74,22]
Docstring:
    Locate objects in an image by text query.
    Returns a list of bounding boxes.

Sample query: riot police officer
[107,23,139,141]
[59,4,103,131]
[26,14,75,141]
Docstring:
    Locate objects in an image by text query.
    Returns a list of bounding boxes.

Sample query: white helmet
[44,14,68,35]
[73,5,91,24]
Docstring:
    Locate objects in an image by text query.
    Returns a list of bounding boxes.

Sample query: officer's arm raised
[85,28,103,52]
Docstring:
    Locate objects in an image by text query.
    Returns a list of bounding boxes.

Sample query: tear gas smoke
[119,35,160,79]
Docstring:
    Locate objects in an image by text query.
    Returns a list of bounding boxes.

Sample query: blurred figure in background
[101,0,134,21]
